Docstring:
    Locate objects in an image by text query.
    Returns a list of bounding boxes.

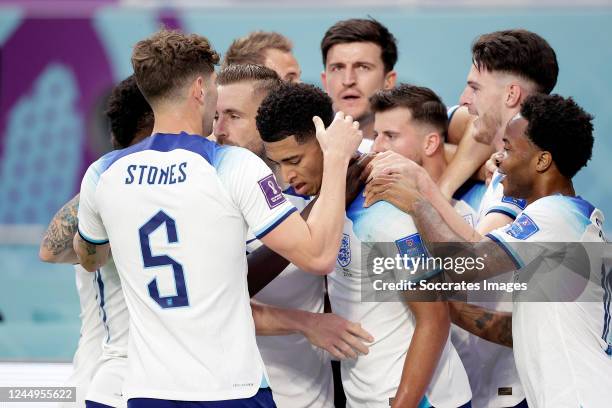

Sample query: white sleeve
[217,147,296,239]
[481,171,527,220]
[367,201,435,281]
[485,200,556,268]
[77,160,108,244]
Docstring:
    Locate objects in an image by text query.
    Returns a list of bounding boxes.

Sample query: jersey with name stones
[328,190,471,407]
[77,133,296,402]
[487,195,612,408]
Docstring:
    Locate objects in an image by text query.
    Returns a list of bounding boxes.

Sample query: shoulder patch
[501,196,527,209]
[505,213,539,240]
[395,233,426,259]
[258,174,286,209]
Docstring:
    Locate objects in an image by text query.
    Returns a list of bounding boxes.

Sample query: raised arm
[247,198,315,296]
[39,194,80,264]
[248,153,373,295]
[260,113,362,275]
[364,152,481,242]
[438,107,495,198]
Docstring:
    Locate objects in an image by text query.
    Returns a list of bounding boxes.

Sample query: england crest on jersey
[337,233,351,267]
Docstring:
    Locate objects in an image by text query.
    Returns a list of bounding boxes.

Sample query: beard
[473,110,502,145]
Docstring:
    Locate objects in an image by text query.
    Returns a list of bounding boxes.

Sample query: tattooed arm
[449,301,513,348]
[73,232,110,272]
[39,194,80,264]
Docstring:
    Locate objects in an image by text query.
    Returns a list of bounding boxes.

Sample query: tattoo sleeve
[411,198,517,283]
[40,194,80,263]
[450,301,513,348]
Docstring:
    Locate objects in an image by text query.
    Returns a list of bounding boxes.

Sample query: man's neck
[527,176,575,206]
[422,151,448,184]
[152,105,203,136]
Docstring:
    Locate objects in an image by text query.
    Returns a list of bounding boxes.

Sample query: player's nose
[459,86,473,107]
[372,135,386,154]
[342,68,357,86]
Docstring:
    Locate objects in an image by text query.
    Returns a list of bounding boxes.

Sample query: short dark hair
[321,18,398,73]
[370,84,448,139]
[257,83,334,143]
[472,29,558,94]
[222,31,293,68]
[132,29,220,103]
[105,75,153,149]
[216,64,282,99]
[521,94,594,179]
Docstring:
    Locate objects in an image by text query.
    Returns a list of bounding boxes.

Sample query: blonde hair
[223,31,292,68]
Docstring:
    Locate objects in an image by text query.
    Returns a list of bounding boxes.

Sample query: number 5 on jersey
[139,210,189,309]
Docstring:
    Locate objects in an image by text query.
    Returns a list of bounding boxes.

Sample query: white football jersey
[248,188,333,408]
[60,265,105,408]
[328,191,471,407]
[451,180,526,408]
[85,257,129,407]
[477,170,527,224]
[487,194,612,408]
[77,133,296,402]
[451,179,487,229]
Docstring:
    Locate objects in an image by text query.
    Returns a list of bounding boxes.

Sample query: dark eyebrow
[467,80,479,88]
[222,108,243,115]
[280,155,300,163]
[354,61,375,67]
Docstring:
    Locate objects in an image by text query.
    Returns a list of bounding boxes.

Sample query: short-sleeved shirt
[477,170,526,224]
[328,191,472,407]
[77,133,295,401]
[487,195,612,408]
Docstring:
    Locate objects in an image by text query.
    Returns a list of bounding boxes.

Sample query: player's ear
[383,70,397,89]
[321,71,328,92]
[535,150,553,173]
[193,76,205,104]
[505,83,522,108]
[423,132,441,157]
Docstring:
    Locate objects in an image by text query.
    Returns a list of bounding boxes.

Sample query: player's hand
[366,151,426,188]
[485,151,503,186]
[302,312,374,360]
[313,111,363,162]
[345,152,375,207]
[364,172,424,213]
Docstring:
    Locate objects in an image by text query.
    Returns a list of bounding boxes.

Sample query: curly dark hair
[321,18,398,73]
[521,94,594,179]
[472,29,558,94]
[256,82,334,143]
[105,75,153,149]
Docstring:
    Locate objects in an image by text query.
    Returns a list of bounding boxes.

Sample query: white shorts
[85,356,127,408]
